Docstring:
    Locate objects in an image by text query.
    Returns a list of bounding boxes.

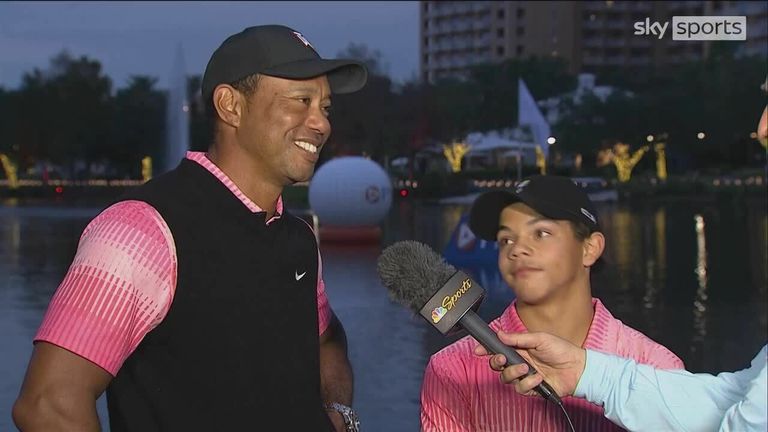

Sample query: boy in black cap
[14,25,364,432]
[420,175,684,431]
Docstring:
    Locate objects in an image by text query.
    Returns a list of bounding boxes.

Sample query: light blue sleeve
[719,346,767,432]
[573,345,767,432]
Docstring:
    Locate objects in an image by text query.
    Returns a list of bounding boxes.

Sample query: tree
[322,43,399,163]
[13,51,114,176]
[555,53,767,173]
[0,87,12,155]
[111,76,166,176]
[466,57,575,132]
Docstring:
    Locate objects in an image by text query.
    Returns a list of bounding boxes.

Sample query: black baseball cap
[469,175,601,241]
[202,25,368,101]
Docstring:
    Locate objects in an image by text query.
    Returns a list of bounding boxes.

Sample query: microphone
[377,240,562,406]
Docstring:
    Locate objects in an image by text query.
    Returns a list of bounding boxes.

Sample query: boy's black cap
[469,175,601,241]
[202,25,368,100]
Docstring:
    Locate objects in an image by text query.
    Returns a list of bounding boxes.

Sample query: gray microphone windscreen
[377,240,457,312]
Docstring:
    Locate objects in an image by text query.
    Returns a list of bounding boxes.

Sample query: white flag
[518,78,551,158]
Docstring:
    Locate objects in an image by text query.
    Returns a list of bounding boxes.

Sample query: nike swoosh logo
[295,271,307,281]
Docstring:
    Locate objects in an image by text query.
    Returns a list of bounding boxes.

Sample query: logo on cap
[292,31,314,50]
[581,208,597,224]
[515,179,530,193]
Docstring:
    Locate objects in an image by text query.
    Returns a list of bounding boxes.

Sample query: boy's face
[495,202,597,305]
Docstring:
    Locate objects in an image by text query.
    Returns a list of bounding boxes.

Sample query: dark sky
[0,1,419,91]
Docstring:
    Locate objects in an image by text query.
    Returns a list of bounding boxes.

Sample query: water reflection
[604,205,638,295]
[692,214,709,350]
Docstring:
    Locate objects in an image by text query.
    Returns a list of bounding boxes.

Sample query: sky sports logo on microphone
[634,16,746,41]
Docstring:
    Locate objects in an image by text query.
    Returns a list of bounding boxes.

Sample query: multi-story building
[717,0,768,58]
[420,1,764,83]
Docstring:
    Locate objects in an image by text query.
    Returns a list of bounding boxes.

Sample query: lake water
[1,194,766,431]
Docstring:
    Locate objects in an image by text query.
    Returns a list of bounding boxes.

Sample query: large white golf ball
[309,157,392,227]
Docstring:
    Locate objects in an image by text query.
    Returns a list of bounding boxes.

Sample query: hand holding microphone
[376,240,563,406]
[473,331,587,399]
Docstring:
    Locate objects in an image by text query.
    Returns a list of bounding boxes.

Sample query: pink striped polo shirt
[421,298,684,432]
[35,151,332,376]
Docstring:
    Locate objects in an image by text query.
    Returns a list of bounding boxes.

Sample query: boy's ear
[583,232,606,267]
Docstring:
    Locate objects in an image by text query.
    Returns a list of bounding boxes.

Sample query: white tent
[463,130,539,170]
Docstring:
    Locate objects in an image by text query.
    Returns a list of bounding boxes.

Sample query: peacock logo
[431,306,448,323]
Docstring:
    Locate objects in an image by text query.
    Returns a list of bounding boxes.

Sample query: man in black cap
[14,25,366,432]
[420,175,683,431]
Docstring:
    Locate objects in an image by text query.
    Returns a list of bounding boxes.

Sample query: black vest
[106,159,332,432]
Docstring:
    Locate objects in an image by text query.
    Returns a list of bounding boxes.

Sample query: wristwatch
[324,402,360,432]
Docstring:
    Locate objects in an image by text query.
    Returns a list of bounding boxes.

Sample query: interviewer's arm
[576,345,767,432]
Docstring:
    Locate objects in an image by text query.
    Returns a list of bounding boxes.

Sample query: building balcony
[605,19,628,30]
[583,56,605,65]
[629,38,652,48]
[628,56,651,66]
[605,38,627,47]
[583,37,605,47]
[583,20,606,29]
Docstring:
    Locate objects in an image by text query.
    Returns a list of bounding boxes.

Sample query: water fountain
[164,44,190,174]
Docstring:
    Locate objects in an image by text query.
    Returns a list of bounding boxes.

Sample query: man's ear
[583,232,605,267]
[212,84,243,128]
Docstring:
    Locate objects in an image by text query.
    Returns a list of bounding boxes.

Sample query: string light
[535,145,547,175]
[141,156,153,183]
[654,143,668,181]
[443,141,471,173]
[611,142,649,182]
[0,153,19,189]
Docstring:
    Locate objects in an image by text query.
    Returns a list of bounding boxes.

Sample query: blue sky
[0,1,419,91]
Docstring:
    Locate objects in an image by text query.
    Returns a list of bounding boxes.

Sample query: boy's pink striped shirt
[34,151,332,375]
[421,298,685,432]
